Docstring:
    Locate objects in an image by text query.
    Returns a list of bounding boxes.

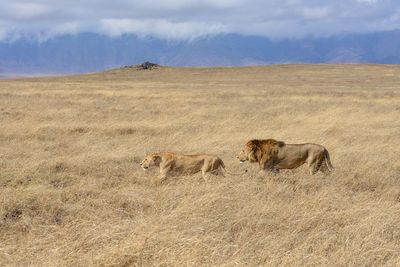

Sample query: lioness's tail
[324,150,334,172]
[223,168,248,176]
[216,158,247,175]
[221,163,247,175]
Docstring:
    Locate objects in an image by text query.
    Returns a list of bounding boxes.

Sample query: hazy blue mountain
[1,30,400,75]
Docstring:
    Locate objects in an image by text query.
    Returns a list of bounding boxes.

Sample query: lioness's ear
[153,155,161,164]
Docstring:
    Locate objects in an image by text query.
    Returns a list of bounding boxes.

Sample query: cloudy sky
[0,0,399,40]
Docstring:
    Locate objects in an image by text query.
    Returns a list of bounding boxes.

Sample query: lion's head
[236,139,284,164]
[236,149,249,163]
[140,153,161,171]
[236,142,260,163]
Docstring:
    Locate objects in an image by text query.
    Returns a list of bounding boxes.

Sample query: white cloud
[99,19,226,39]
[132,0,246,10]
[0,0,399,41]
[0,2,52,19]
[302,7,331,19]
[52,22,83,34]
[0,28,7,40]
[356,0,381,4]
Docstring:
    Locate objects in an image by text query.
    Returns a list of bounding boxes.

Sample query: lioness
[140,152,233,182]
[236,139,333,175]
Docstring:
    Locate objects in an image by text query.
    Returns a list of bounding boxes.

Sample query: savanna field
[1,65,400,266]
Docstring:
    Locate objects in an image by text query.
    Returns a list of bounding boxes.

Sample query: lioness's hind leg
[201,169,208,182]
[210,160,221,175]
[217,166,225,177]
[210,167,224,177]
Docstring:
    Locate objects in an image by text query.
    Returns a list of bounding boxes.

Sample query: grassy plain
[0,65,400,266]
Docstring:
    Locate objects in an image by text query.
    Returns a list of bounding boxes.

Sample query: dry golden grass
[1,65,400,266]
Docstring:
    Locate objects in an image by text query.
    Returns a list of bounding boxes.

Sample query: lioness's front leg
[158,163,172,183]
[159,172,168,182]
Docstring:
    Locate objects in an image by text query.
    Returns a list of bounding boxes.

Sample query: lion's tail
[324,150,334,172]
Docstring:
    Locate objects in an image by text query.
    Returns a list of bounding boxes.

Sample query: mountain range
[1,30,400,75]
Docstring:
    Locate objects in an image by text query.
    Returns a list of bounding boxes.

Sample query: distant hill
[1,30,400,75]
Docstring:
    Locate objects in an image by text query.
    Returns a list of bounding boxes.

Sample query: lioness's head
[140,153,161,171]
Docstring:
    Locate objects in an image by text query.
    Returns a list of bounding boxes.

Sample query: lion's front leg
[259,157,279,175]
[268,166,280,174]
[259,161,267,171]
[259,156,274,170]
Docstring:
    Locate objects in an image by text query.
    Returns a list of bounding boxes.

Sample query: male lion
[140,152,239,182]
[236,139,333,175]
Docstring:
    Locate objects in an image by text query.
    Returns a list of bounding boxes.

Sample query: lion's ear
[250,144,257,153]
[247,145,259,162]
[277,141,285,147]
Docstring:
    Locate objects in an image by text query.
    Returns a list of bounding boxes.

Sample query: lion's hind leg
[319,162,330,174]
[307,157,317,175]
[309,153,326,175]
[308,155,322,175]
[319,154,332,175]
[309,163,319,175]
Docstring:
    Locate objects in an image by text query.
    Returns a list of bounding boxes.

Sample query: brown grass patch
[1,65,400,266]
